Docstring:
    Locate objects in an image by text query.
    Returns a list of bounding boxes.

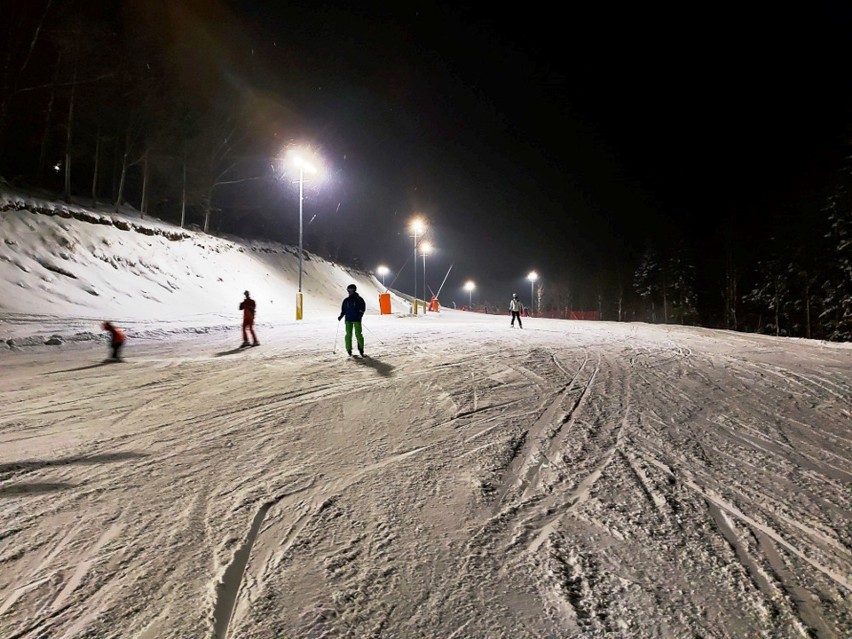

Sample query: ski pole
[363,323,385,346]
[332,319,342,353]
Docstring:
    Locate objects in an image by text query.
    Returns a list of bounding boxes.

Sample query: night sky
[29,1,852,307]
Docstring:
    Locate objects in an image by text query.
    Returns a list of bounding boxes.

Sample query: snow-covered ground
[1,188,851,638]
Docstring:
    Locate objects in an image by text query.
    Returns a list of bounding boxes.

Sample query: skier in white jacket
[509,293,523,328]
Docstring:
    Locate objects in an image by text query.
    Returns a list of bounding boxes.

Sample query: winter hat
[347,284,357,292]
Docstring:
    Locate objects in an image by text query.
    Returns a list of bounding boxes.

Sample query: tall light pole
[527,271,539,315]
[421,241,432,306]
[377,265,389,290]
[288,148,320,320]
[410,218,426,311]
[464,280,475,308]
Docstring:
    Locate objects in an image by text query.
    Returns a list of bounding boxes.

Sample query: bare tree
[0,0,53,163]
[61,23,80,203]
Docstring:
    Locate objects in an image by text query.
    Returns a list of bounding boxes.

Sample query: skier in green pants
[338,283,366,356]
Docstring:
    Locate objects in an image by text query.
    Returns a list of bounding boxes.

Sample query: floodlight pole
[530,279,534,314]
[298,165,304,294]
[410,220,426,314]
[412,229,419,307]
[422,251,427,309]
[288,148,320,320]
[527,271,538,316]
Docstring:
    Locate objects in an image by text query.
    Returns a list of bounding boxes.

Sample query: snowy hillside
[0,185,404,345]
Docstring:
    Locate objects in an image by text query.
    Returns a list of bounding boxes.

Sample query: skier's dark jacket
[240,297,256,323]
[340,293,366,322]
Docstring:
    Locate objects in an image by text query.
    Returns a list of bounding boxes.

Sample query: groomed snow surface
[1,190,850,638]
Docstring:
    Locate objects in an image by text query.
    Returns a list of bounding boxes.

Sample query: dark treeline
[473,149,851,342]
[1,1,850,341]
[517,176,851,341]
[0,0,307,240]
[471,122,851,342]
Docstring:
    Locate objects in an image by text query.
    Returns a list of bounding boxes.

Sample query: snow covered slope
[0,186,404,344]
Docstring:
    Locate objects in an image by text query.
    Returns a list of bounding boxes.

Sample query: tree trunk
[112,132,120,202]
[617,275,623,322]
[37,51,61,184]
[0,0,52,161]
[723,232,737,330]
[203,187,213,232]
[140,149,149,218]
[729,270,737,330]
[774,287,780,337]
[804,280,811,339]
[91,126,100,206]
[63,52,78,204]
[180,153,187,228]
[115,128,130,213]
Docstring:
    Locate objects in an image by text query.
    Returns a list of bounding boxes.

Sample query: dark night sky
[206,1,852,305]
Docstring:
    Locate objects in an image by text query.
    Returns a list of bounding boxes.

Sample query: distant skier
[101,321,126,360]
[338,283,366,356]
[510,293,523,328]
[240,290,259,347]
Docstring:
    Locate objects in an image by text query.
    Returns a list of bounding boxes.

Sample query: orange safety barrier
[379,292,392,315]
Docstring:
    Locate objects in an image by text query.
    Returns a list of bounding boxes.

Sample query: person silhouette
[509,293,523,328]
[239,290,259,347]
[338,284,366,356]
[101,321,126,359]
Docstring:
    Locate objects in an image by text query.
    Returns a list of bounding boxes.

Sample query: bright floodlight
[377,265,389,288]
[527,271,539,315]
[287,148,319,175]
[420,241,432,256]
[464,280,475,308]
[410,217,426,235]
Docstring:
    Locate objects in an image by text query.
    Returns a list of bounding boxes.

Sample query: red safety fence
[459,307,600,321]
[538,310,601,321]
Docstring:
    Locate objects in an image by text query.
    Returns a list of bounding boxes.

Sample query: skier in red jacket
[101,321,126,360]
[239,290,259,347]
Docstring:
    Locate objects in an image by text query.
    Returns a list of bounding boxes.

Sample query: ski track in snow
[0,319,850,638]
